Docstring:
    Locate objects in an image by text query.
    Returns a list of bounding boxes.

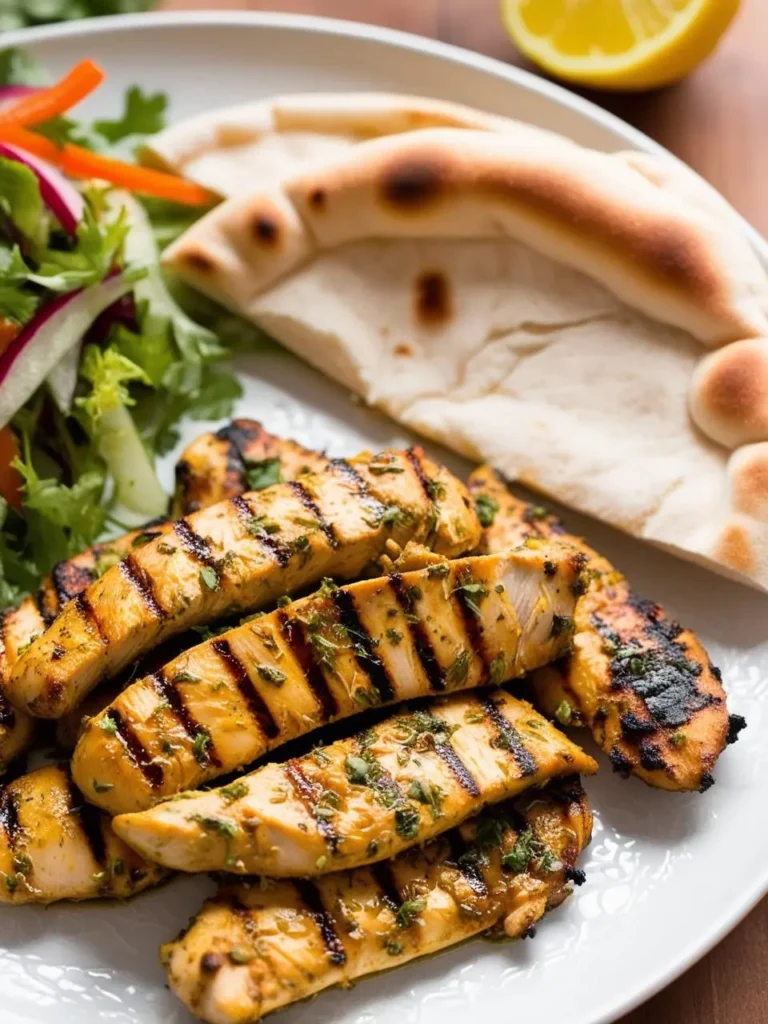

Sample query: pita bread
[143,92,543,198]
[164,124,768,591]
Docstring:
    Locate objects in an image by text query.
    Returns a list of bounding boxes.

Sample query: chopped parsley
[246,515,280,538]
[426,563,450,578]
[378,504,414,528]
[501,828,556,874]
[489,653,506,685]
[172,671,200,684]
[555,700,573,726]
[396,898,426,928]
[245,458,282,491]
[386,628,403,645]
[474,493,499,528]
[447,648,471,685]
[407,778,443,818]
[228,946,254,965]
[345,755,371,785]
[669,731,687,748]
[394,806,421,839]
[199,565,219,591]
[98,715,118,735]
[220,781,249,804]
[256,664,286,686]
[453,578,488,617]
[92,779,114,793]
[550,615,574,640]
[190,815,239,841]
[192,731,211,764]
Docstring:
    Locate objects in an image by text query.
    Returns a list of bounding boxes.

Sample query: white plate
[2,13,767,1024]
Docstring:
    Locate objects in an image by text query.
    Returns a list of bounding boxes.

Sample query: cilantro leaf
[94,86,168,145]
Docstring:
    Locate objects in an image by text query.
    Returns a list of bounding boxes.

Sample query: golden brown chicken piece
[9,448,480,721]
[468,466,742,792]
[73,544,585,813]
[0,421,315,771]
[172,418,330,516]
[0,764,166,905]
[161,776,592,1024]
[112,690,597,875]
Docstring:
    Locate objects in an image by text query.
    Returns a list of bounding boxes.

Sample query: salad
[0,49,257,611]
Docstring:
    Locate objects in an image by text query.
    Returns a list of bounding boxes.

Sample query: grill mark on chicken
[230,495,290,567]
[66,773,106,867]
[294,879,347,966]
[452,579,489,682]
[331,589,395,703]
[329,458,386,517]
[477,696,538,777]
[120,556,166,620]
[172,519,217,568]
[277,612,337,721]
[174,459,196,512]
[388,573,445,691]
[434,741,480,796]
[405,446,433,501]
[151,672,220,768]
[34,589,55,628]
[0,691,14,730]
[283,760,339,850]
[0,786,20,847]
[215,422,250,485]
[445,830,489,897]
[211,638,279,740]
[53,560,96,608]
[370,861,402,912]
[109,709,164,788]
[73,593,108,646]
[286,481,338,548]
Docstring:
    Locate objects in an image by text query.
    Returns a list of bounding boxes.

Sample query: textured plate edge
[1,12,766,1023]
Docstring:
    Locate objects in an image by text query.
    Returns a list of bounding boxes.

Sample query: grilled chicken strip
[113,690,597,875]
[162,777,592,1024]
[0,764,166,904]
[469,466,739,792]
[73,543,586,814]
[10,448,479,721]
[0,422,312,772]
[172,418,330,516]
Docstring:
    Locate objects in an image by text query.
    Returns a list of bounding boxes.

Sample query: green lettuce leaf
[28,205,131,292]
[76,345,149,423]
[0,244,38,325]
[0,157,44,241]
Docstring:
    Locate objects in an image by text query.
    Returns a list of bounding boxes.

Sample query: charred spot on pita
[394,342,414,357]
[308,187,327,210]
[183,250,216,274]
[252,214,279,246]
[382,159,442,209]
[414,270,451,327]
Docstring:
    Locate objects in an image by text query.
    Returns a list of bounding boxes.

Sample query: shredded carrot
[60,144,212,206]
[0,60,104,128]
[0,426,23,515]
[0,122,61,162]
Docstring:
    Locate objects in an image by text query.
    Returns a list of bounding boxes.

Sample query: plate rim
[2,12,766,1024]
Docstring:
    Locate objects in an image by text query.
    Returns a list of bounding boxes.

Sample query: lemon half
[501,0,741,91]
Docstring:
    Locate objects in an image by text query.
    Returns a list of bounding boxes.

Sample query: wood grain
[157,1,768,1020]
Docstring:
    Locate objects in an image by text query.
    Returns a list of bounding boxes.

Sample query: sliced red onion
[0,85,37,106]
[0,273,135,428]
[0,141,84,235]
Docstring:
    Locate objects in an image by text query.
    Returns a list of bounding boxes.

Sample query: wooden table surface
[158,1,768,1020]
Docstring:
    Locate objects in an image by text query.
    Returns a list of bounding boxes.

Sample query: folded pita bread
[143,92,542,198]
[163,123,768,590]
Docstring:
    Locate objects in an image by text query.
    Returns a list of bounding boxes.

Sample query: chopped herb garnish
[93,779,114,793]
[157,542,176,555]
[5,875,18,894]
[111,859,125,876]
[669,732,686,748]
[191,814,239,841]
[394,806,421,839]
[475,493,499,528]
[318,577,339,596]
[353,687,380,708]
[501,828,556,874]
[291,517,321,530]
[489,653,506,685]
[386,628,403,645]
[12,854,31,874]
[229,946,254,964]
[407,779,443,818]
[384,937,403,955]
[220,781,249,804]
[315,855,328,871]
[132,530,160,548]
[246,515,280,538]
[173,671,200,684]
[447,649,471,685]
[426,478,447,501]
[453,579,488,617]
[245,458,282,491]
[396,898,427,928]
[98,715,118,735]
[555,700,573,726]
[378,504,414,528]
[256,664,286,686]
[199,565,219,591]
[426,563,450,578]
[276,595,292,607]
[550,615,574,639]
[345,755,370,785]
[192,731,211,764]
